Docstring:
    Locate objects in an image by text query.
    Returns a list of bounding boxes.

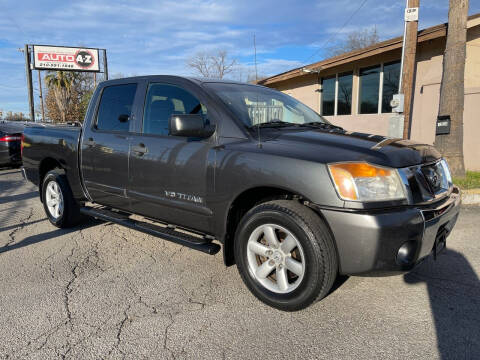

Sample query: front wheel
[234,200,338,311]
[42,170,82,228]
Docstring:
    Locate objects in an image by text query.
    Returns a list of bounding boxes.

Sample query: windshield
[204,83,329,128]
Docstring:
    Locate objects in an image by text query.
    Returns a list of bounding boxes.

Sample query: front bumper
[318,187,461,276]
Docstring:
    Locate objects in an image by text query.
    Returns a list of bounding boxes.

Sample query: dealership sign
[33,45,100,72]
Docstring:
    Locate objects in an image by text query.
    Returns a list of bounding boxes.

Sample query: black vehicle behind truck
[22,76,460,311]
[0,121,24,167]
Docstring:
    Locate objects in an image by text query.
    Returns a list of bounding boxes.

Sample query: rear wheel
[234,200,337,311]
[42,171,82,228]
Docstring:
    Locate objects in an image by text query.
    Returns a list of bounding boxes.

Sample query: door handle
[86,138,95,147]
[132,143,148,155]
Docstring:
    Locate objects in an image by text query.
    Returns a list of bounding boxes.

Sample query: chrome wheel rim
[247,224,305,294]
[45,181,64,220]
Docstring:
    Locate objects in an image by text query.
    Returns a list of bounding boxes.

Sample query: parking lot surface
[0,167,479,359]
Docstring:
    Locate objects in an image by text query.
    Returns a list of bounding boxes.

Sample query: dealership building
[259,14,480,171]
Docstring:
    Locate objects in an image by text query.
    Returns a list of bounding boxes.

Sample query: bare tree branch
[328,27,380,57]
[187,50,237,79]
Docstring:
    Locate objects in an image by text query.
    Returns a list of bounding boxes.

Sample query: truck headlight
[328,162,407,202]
[440,159,452,186]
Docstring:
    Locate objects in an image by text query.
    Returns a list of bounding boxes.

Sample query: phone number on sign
[37,62,76,69]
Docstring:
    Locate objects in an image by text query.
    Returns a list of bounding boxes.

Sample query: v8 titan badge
[75,50,95,69]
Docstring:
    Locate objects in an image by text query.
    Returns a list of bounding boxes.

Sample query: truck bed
[22,123,85,200]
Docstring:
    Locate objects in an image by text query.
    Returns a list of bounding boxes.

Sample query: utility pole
[103,49,109,80]
[401,0,420,139]
[37,70,45,122]
[24,45,35,122]
[434,0,469,177]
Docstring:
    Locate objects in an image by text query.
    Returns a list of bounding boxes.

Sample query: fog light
[396,241,417,265]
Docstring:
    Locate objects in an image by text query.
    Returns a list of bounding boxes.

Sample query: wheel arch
[38,157,64,202]
[223,186,306,266]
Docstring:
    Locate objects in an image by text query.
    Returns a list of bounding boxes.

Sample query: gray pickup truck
[22,76,460,311]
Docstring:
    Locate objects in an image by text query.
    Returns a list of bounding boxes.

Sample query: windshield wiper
[302,122,344,131]
[249,121,298,129]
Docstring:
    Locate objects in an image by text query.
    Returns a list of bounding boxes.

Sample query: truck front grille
[400,159,453,204]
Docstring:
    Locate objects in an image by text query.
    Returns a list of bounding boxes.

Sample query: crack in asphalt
[1,208,34,250]
[107,303,131,359]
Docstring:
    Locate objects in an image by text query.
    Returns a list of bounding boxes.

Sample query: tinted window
[337,72,353,115]
[382,61,400,113]
[321,77,335,116]
[359,65,380,114]
[96,84,137,132]
[143,83,207,136]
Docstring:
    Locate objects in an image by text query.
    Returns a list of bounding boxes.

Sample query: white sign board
[33,45,100,72]
[405,7,419,22]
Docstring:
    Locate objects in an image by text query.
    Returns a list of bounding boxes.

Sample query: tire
[234,200,338,311]
[42,170,82,228]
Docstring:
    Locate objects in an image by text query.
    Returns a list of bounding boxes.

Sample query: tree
[187,50,237,79]
[434,0,469,177]
[45,72,95,123]
[328,27,380,57]
[44,71,78,123]
[4,111,27,121]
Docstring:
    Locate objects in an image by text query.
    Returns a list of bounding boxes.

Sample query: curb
[461,189,480,205]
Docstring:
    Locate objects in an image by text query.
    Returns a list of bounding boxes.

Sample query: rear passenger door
[127,80,216,233]
[81,82,140,211]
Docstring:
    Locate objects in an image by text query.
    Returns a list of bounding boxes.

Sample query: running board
[80,206,221,255]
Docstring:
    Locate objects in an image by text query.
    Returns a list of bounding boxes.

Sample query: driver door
[127,80,216,233]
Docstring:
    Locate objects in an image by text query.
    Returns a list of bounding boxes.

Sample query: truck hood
[262,129,441,168]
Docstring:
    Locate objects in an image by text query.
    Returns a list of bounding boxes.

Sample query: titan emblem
[165,191,203,204]
[423,167,441,192]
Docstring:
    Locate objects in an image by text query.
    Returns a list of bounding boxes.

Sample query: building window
[337,72,353,115]
[321,76,335,116]
[358,61,401,114]
[382,61,401,113]
[359,65,381,114]
[321,72,352,116]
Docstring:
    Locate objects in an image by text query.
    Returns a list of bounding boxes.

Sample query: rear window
[96,84,137,132]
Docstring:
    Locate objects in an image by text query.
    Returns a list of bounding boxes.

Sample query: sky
[1,0,480,115]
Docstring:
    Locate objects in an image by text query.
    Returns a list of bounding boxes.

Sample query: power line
[303,0,370,65]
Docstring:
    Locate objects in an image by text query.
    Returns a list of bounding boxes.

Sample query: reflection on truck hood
[262,128,441,168]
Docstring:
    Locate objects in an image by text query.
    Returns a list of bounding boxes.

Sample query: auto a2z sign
[33,45,100,72]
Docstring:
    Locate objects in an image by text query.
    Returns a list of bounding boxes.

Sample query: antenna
[254,34,258,83]
[254,33,262,148]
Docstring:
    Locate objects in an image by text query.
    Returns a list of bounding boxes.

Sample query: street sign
[405,7,419,22]
[33,45,100,72]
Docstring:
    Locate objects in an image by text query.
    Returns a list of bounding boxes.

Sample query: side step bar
[80,206,221,255]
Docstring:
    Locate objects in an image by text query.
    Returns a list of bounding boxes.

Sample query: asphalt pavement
[0,167,479,359]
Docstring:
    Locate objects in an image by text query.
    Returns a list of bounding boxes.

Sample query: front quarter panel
[212,140,344,238]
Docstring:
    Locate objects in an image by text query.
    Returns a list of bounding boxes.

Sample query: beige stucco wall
[463,89,480,171]
[267,24,480,170]
[464,25,480,170]
[276,75,320,111]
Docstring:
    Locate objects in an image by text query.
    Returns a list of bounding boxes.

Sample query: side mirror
[169,114,215,138]
[118,114,130,123]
